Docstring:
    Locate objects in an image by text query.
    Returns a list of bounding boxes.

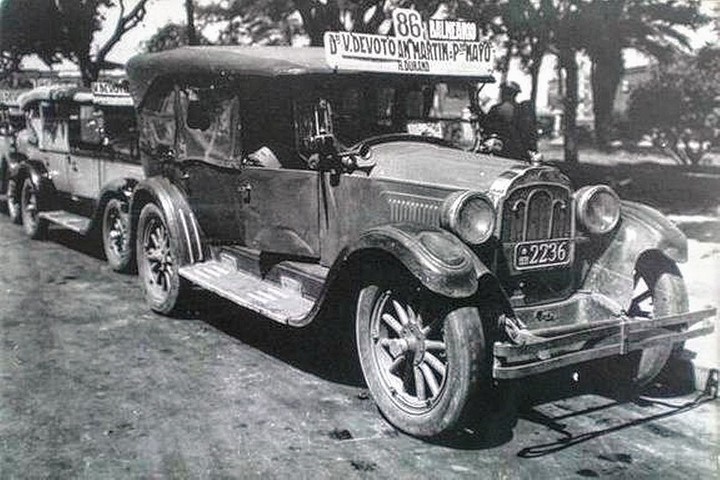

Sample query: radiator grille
[501,185,572,242]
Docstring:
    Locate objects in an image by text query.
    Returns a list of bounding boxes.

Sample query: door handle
[237,182,252,203]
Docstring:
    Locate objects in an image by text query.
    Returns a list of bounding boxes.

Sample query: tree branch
[95,0,149,63]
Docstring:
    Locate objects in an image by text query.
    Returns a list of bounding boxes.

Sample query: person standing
[484,81,536,160]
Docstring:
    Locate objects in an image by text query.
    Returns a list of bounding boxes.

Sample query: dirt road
[1,218,718,479]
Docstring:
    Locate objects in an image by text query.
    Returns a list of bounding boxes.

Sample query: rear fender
[338,223,491,299]
[129,176,206,266]
[582,201,687,310]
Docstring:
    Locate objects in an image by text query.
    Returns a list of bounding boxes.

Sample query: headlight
[575,185,620,234]
[441,191,496,245]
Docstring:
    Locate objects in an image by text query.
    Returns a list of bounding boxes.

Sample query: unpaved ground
[1,214,719,479]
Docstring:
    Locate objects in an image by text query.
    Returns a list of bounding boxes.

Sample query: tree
[576,0,706,149]
[628,47,720,166]
[0,0,149,86]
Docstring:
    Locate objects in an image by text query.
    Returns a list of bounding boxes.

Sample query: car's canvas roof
[17,85,91,110]
[126,46,495,107]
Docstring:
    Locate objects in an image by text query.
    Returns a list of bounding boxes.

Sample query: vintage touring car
[0,89,28,220]
[125,43,715,437]
[9,83,142,271]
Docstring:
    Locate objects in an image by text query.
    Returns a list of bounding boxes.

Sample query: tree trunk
[560,47,579,163]
[591,48,623,150]
[185,0,198,46]
[78,57,98,87]
[529,56,542,114]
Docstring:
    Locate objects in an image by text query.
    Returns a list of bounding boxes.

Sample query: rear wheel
[103,198,132,272]
[20,178,46,239]
[356,279,490,437]
[6,178,21,224]
[137,203,184,314]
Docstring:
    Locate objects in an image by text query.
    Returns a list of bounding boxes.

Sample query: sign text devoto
[323,8,493,76]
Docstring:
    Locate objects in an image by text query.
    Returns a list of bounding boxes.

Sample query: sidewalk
[679,238,719,391]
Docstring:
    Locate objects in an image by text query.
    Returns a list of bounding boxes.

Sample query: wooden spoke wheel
[20,178,46,239]
[356,281,490,437]
[137,203,184,314]
[102,198,132,272]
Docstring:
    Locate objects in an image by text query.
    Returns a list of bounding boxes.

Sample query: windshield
[295,77,480,149]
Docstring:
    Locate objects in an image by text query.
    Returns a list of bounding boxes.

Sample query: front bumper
[492,303,716,380]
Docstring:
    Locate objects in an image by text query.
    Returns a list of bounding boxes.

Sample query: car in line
[9,82,142,271]
[122,42,716,437]
[0,88,28,222]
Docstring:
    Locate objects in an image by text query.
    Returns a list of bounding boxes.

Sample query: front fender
[130,176,206,266]
[340,223,490,298]
[582,200,687,309]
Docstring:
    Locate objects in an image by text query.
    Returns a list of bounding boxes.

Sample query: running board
[179,259,315,325]
[38,210,92,234]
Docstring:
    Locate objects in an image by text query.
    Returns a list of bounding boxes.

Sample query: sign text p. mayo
[324,9,493,76]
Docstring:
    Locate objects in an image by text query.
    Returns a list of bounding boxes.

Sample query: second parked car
[10,82,143,271]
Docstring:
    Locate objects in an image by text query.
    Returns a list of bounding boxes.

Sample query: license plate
[514,239,571,270]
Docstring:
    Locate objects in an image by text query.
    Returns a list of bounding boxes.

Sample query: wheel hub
[401,322,426,366]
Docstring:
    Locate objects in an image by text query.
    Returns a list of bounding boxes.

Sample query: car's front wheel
[592,258,688,395]
[103,198,132,272]
[356,279,490,437]
[137,203,184,314]
[20,178,46,239]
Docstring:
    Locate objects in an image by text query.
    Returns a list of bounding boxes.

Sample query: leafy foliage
[628,47,720,165]
[0,0,149,85]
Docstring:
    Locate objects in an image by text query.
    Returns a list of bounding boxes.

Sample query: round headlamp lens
[458,197,495,244]
[441,192,496,245]
[577,185,620,234]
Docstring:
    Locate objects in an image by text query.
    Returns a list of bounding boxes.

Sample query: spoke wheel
[137,203,183,314]
[7,178,21,224]
[356,280,489,437]
[103,198,132,272]
[591,259,688,396]
[20,178,46,239]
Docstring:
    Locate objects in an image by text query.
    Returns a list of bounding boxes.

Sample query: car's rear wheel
[137,203,184,314]
[592,259,688,395]
[103,198,132,272]
[356,279,490,437]
[20,178,46,239]
[7,178,21,224]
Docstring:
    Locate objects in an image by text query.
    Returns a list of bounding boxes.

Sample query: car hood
[367,140,525,191]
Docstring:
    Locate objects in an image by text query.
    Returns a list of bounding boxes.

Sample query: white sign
[324,8,493,76]
[91,82,133,107]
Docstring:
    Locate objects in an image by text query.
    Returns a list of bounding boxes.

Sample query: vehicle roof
[126,46,495,106]
[17,84,91,110]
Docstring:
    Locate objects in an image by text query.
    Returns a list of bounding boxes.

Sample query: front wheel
[356,281,490,437]
[103,198,132,272]
[136,203,184,314]
[591,259,688,395]
[20,178,46,239]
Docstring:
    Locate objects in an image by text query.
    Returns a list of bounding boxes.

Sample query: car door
[67,104,105,200]
[37,101,71,193]
[239,166,320,258]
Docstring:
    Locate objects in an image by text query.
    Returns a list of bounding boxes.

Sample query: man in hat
[484,81,536,160]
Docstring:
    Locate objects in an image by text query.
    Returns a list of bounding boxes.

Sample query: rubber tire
[102,198,133,272]
[136,202,184,315]
[356,283,489,437]
[20,177,47,239]
[592,263,688,396]
[6,178,21,224]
